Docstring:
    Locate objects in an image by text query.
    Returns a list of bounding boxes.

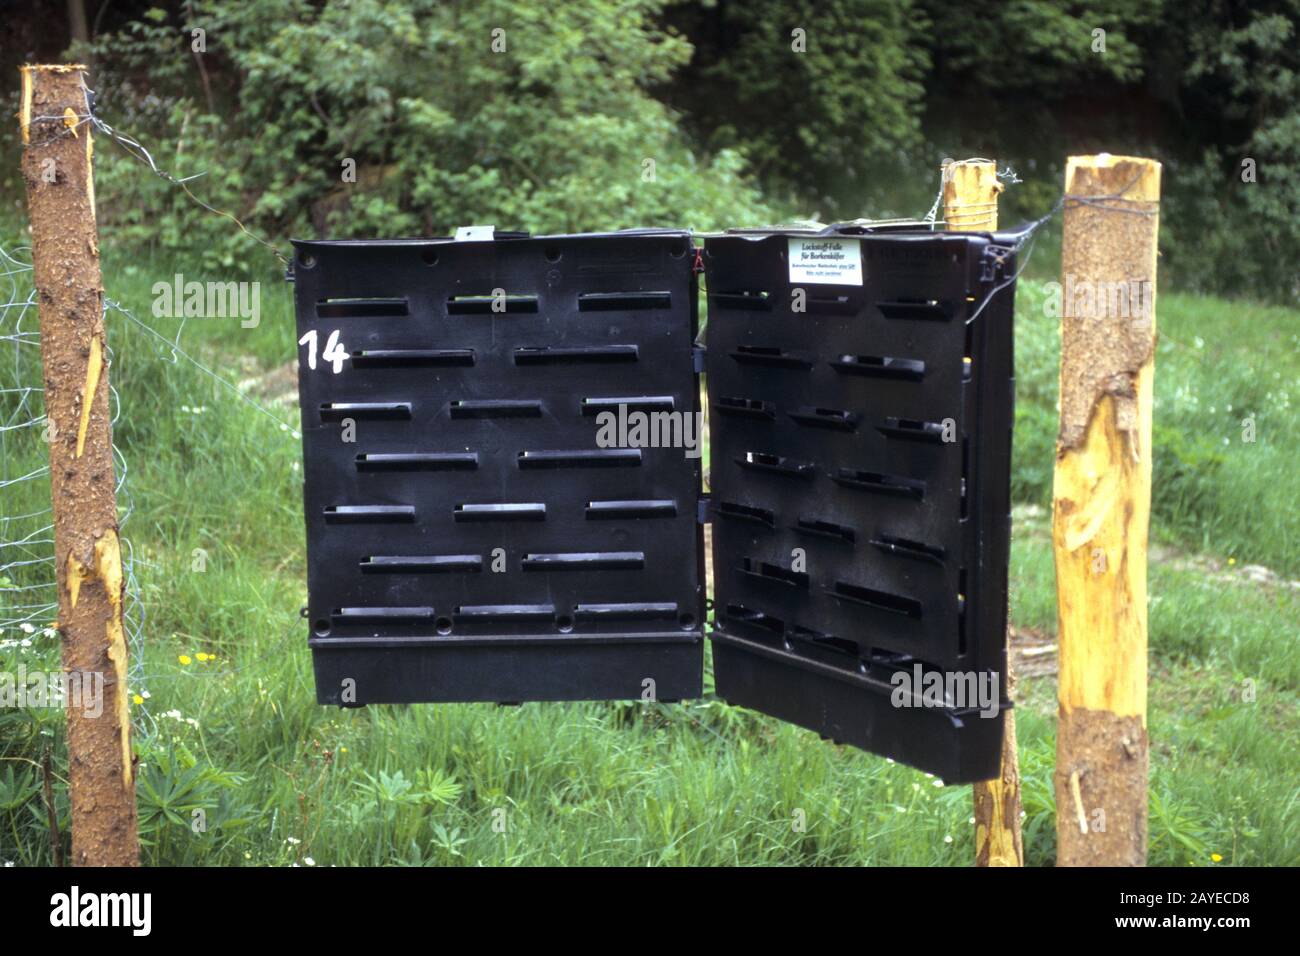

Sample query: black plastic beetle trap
[289,221,1025,783]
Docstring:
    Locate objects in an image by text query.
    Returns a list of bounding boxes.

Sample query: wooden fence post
[1053,154,1160,866]
[942,159,1002,232]
[943,159,1024,868]
[20,63,139,866]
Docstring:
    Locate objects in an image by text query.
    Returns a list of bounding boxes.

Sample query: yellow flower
[196,652,209,662]
[1211,853,1223,863]
[339,747,348,754]
[1227,558,1236,566]
[132,694,144,706]
[178,654,192,665]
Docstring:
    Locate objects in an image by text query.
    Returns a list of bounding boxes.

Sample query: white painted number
[299,329,348,373]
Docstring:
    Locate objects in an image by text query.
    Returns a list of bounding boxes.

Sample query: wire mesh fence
[0,237,150,733]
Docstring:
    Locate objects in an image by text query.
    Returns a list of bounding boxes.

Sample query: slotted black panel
[292,231,703,705]
[703,228,1016,783]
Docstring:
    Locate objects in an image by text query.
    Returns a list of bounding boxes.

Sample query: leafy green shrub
[85,0,774,274]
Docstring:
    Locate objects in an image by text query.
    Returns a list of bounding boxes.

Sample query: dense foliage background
[2,0,1297,301]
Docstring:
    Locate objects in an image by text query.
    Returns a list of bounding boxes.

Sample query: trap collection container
[289,223,1024,783]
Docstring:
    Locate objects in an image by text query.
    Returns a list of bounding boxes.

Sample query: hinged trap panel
[292,231,704,706]
[702,231,1015,783]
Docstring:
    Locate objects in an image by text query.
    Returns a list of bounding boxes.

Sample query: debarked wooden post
[20,63,140,867]
[942,159,1024,868]
[1053,154,1160,867]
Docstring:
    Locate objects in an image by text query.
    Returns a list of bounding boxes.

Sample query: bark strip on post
[1053,154,1160,867]
[943,159,1024,868]
[20,63,139,867]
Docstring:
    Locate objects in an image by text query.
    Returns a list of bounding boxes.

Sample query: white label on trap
[787,237,863,286]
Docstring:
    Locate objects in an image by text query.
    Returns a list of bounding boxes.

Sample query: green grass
[1,244,1297,867]
[1013,278,1300,576]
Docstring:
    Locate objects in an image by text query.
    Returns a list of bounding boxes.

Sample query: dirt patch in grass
[237,357,298,406]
